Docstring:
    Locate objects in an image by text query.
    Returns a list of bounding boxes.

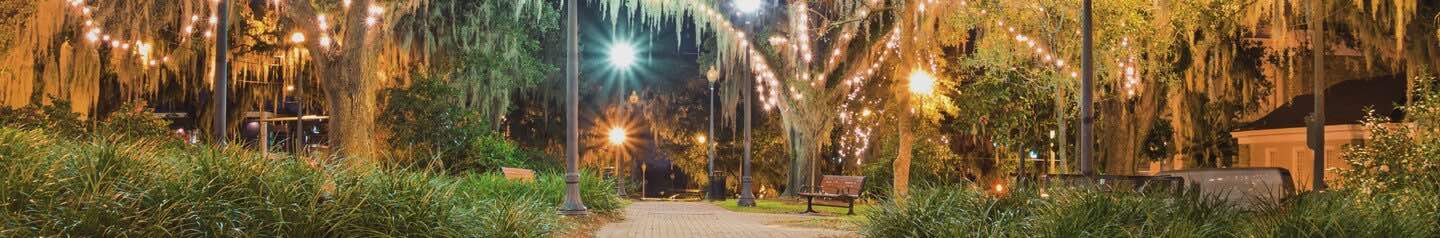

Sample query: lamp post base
[560,173,590,216]
[558,208,591,216]
[737,177,756,207]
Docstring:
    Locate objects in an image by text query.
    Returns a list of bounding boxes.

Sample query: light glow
[609,42,637,69]
[908,69,936,96]
[608,127,627,146]
[735,0,762,13]
[289,32,306,44]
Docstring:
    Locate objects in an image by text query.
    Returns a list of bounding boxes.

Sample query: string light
[62,0,233,69]
[368,5,384,15]
[290,32,306,44]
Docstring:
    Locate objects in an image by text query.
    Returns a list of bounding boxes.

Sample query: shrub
[379,77,552,174]
[1340,76,1440,193]
[1242,190,1440,237]
[0,126,621,237]
[860,184,1030,237]
[0,99,172,142]
[1026,189,1240,238]
[96,101,172,141]
[860,185,1436,237]
[0,99,86,138]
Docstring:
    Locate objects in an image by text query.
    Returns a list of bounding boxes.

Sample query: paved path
[595,202,857,238]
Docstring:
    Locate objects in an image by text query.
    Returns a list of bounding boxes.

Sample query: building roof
[1241,75,1407,131]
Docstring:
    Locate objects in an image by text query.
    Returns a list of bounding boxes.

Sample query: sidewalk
[595,201,857,238]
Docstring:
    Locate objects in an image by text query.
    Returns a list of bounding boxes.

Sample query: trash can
[707,173,727,201]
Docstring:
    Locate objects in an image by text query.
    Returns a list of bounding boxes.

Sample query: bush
[860,185,1437,237]
[0,126,621,237]
[1241,190,1440,237]
[1026,189,1240,237]
[0,99,173,142]
[0,99,87,138]
[860,184,1030,237]
[1340,76,1440,193]
[379,77,552,174]
[96,101,172,141]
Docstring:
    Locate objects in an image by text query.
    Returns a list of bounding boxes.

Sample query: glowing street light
[734,0,762,14]
[608,127,627,146]
[695,134,707,145]
[289,32,306,44]
[908,69,936,96]
[607,126,628,197]
[610,42,637,69]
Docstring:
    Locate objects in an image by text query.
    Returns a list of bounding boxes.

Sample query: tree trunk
[320,56,379,169]
[285,0,384,170]
[784,128,812,197]
[1099,83,1163,175]
[893,110,913,199]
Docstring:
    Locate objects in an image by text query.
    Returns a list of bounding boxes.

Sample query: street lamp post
[706,67,721,201]
[608,41,639,198]
[559,0,589,216]
[609,127,628,197]
[735,0,762,208]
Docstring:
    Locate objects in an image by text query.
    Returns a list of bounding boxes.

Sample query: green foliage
[0,99,87,138]
[96,101,172,141]
[1242,190,1440,237]
[380,77,551,173]
[1340,76,1440,193]
[400,0,559,124]
[1027,190,1241,237]
[860,185,1030,237]
[0,99,171,142]
[860,185,1439,237]
[0,126,621,237]
[863,127,980,201]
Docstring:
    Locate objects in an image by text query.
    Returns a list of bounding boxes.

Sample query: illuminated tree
[0,0,550,169]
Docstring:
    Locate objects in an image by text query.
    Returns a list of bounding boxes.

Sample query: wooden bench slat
[501,167,536,182]
[800,175,866,215]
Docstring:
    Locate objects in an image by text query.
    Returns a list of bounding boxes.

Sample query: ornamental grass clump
[1240,189,1440,237]
[859,185,1437,237]
[0,126,621,237]
[859,184,1033,237]
[1025,189,1241,238]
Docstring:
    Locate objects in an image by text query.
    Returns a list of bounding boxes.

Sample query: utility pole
[1078,0,1095,176]
[213,0,229,146]
[1308,0,1328,191]
[560,0,589,216]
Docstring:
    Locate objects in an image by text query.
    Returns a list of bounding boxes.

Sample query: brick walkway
[595,202,857,238]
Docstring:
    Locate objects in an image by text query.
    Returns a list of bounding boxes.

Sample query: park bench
[501,167,536,182]
[798,175,866,215]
